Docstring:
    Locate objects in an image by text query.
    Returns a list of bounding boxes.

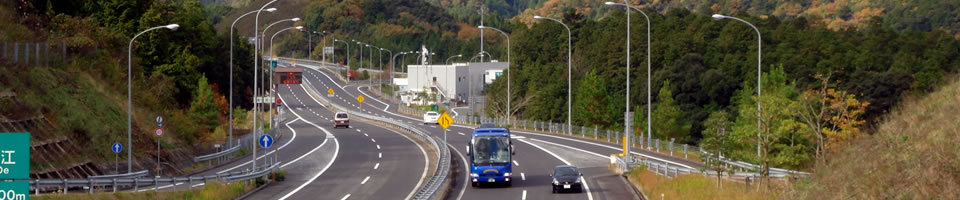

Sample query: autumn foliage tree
[799,73,869,164]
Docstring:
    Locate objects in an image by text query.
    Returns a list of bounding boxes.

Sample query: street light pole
[229,8,274,149]
[534,15,573,135]
[445,54,463,64]
[127,24,179,173]
[271,26,305,65]
[713,14,762,158]
[606,2,652,151]
[478,26,511,124]
[334,39,350,80]
[260,17,300,133]
[381,48,392,87]
[252,0,279,174]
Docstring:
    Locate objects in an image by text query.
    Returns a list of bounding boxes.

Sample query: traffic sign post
[112,143,122,172]
[438,112,453,145]
[154,127,163,175]
[357,95,365,112]
[259,134,274,167]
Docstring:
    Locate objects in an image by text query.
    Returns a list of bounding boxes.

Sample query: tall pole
[128,24,178,173]
[478,26,511,123]
[713,14,762,158]
[270,26,303,134]
[321,31,327,64]
[253,0,279,173]
[534,16,572,135]
[606,2,652,151]
[230,8,273,149]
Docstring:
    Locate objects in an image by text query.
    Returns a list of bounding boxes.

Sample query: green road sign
[0,181,28,200]
[0,132,30,179]
[271,60,278,69]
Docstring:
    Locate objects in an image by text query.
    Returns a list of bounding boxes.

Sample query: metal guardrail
[87,170,149,179]
[193,144,241,162]
[299,76,450,200]
[698,150,810,177]
[9,162,279,194]
[225,161,281,182]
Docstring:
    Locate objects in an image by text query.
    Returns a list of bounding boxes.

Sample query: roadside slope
[790,79,960,199]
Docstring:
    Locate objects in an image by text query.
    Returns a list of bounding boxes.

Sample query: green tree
[731,64,809,190]
[189,76,219,137]
[700,110,734,188]
[651,80,691,142]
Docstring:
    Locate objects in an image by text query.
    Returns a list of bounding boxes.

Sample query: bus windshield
[471,136,511,165]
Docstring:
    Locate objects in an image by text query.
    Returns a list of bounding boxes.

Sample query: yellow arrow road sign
[438,112,453,129]
[328,88,334,94]
[357,95,365,103]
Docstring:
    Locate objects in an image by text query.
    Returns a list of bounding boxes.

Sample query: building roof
[275,67,303,73]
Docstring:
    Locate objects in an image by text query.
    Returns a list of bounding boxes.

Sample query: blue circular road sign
[112,143,123,153]
[259,134,274,148]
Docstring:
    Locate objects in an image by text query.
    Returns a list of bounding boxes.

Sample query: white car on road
[423,111,439,124]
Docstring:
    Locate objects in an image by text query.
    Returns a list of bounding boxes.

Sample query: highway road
[295,63,707,200]
[135,71,428,200]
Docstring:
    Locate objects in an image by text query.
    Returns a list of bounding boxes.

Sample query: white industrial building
[402,62,508,106]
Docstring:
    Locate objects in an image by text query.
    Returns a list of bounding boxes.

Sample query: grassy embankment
[786,78,960,198]
[626,167,778,200]
[31,181,253,200]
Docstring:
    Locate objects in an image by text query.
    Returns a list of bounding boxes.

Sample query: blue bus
[467,125,515,187]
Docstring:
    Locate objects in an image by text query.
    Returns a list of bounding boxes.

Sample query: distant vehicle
[468,127,515,187]
[551,165,584,193]
[423,111,439,124]
[333,112,349,128]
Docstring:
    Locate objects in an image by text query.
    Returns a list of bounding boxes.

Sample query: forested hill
[507,0,960,37]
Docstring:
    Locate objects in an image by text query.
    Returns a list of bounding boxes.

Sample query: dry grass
[627,169,779,200]
[788,79,960,199]
[32,181,253,200]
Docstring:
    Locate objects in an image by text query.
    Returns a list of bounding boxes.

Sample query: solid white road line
[458,132,465,136]
[446,143,469,200]
[361,176,371,185]
[277,135,340,200]
[518,139,594,200]
[356,86,390,111]
[374,163,380,170]
[514,130,695,169]
[299,74,429,200]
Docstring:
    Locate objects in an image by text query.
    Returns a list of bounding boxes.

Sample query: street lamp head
[264,8,277,12]
[478,25,487,29]
[165,24,180,30]
[533,16,544,20]
[295,26,304,30]
[604,2,616,5]
[457,54,462,57]
[291,17,301,22]
[712,14,726,21]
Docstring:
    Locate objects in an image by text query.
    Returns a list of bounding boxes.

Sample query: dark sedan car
[551,165,584,193]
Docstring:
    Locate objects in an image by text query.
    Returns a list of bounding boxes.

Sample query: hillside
[789,78,960,198]
[513,0,960,37]
[1,0,254,178]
